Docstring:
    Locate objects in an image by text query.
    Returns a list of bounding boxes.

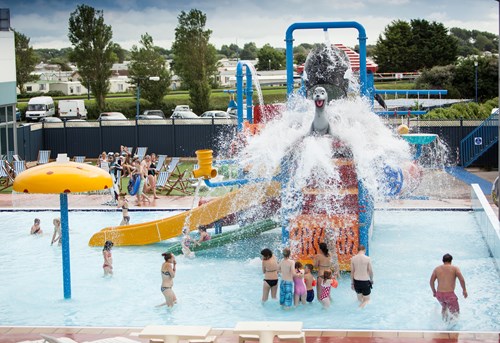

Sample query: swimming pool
[0,209,498,331]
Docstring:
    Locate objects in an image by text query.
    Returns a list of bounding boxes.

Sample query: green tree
[110,43,127,63]
[14,31,39,94]
[171,9,218,114]
[220,43,240,58]
[68,4,116,112]
[373,19,457,72]
[128,33,172,108]
[453,56,498,102]
[240,42,258,60]
[256,44,286,71]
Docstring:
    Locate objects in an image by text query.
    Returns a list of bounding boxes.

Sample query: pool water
[0,210,498,331]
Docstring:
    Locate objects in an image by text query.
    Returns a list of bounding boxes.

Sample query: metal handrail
[460,110,498,167]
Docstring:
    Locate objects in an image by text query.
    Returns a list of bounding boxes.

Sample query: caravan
[25,96,55,121]
[58,99,87,119]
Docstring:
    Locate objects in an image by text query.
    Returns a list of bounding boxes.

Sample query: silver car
[200,110,232,119]
[98,112,127,121]
[171,110,198,119]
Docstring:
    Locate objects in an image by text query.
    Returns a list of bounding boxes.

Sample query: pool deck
[0,168,498,342]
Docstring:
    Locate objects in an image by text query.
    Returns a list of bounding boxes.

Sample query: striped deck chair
[12,154,21,162]
[154,154,168,173]
[13,160,26,177]
[160,157,193,195]
[74,156,86,163]
[37,150,51,164]
[0,160,14,190]
[6,151,14,163]
[135,147,148,161]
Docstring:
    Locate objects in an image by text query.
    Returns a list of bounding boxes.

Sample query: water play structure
[88,21,425,271]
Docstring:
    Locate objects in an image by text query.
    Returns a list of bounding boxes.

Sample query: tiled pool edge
[471,184,500,274]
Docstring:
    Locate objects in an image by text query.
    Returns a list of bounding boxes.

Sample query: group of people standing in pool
[29,217,62,246]
[260,242,374,309]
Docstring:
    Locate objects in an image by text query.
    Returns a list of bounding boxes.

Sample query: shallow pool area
[0,209,498,331]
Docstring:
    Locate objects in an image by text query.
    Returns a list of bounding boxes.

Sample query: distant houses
[19,58,297,96]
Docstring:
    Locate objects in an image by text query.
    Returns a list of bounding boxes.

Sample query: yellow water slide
[88,181,280,247]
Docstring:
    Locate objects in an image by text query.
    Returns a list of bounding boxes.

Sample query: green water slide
[166,219,277,255]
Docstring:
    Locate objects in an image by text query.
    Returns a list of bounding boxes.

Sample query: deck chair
[135,147,148,161]
[159,157,193,195]
[13,160,26,177]
[6,150,14,163]
[74,156,86,163]
[12,154,21,162]
[0,160,14,190]
[37,150,51,164]
[154,154,168,173]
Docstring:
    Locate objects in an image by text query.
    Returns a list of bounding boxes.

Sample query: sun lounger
[74,156,86,163]
[39,333,141,343]
[37,150,51,164]
[0,160,14,190]
[13,160,26,177]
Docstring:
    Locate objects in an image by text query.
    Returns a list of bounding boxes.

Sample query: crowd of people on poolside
[97,145,160,207]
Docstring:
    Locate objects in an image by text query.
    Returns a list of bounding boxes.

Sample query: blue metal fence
[460,110,498,167]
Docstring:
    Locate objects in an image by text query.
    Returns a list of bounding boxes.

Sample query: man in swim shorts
[278,248,294,309]
[350,245,373,308]
[430,253,467,321]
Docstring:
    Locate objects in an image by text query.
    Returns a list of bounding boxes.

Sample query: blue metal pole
[357,181,373,256]
[475,64,478,103]
[236,62,244,131]
[136,81,141,118]
[246,67,253,123]
[60,193,71,299]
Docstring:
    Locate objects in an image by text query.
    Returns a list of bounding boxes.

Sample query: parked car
[138,110,166,119]
[40,117,63,123]
[200,110,232,119]
[171,110,199,119]
[98,112,127,121]
[58,99,87,119]
[173,105,192,112]
[25,96,55,122]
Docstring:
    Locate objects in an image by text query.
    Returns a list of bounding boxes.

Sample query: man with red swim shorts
[430,253,468,321]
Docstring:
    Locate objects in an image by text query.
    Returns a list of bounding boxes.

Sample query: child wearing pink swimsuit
[293,261,307,306]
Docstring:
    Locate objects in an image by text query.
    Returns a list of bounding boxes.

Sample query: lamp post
[268,59,271,71]
[136,76,160,118]
[474,60,478,103]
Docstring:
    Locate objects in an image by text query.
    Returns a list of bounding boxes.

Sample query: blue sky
[0,0,498,50]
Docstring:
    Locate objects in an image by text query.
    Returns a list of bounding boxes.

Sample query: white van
[25,96,55,121]
[58,99,87,119]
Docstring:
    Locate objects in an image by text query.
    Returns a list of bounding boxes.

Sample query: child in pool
[304,264,315,303]
[319,270,334,308]
[293,261,306,306]
[181,228,195,258]
[103,240,114,276]
[30,218,42,235]
[50,218,61,246]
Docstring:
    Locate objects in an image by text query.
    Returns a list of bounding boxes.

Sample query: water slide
[165,219,278,256]
[88,182,280,247]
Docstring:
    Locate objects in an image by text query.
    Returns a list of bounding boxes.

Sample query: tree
[14,31,39,94]
[171,9,218,114]
[240,42,258,60]
[373,19,458,72]
[128,33,172,108]
[220,43,240,58]
[110,43,127,63]
[68,4,115,112]
[256,44,286,71]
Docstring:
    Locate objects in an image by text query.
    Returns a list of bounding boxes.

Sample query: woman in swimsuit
[313,242,334,301]
[261,248,279,302]
[102,240,114,276]
[158,252,177,308]
[197,226,211,244]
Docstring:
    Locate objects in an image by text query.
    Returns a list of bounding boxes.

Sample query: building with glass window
[0,8,17,156]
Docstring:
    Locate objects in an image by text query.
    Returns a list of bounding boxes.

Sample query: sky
[0,0,498,51]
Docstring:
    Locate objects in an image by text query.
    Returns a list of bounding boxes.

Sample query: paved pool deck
[0,168,498,342]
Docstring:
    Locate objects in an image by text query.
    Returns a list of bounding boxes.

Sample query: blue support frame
[236,61,255,131]
[60,193,71,299]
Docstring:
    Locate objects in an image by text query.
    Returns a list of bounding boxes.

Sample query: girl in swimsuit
[319,270,334,308]
[50,218,61,246]
[30,218,42,235]
[119,196,130,226]
[293,261,307,306]
[102,240,114,276]
[260,248,278,302]
[197,226,211,244]
[158,252,177,308]
[313,242,334,302]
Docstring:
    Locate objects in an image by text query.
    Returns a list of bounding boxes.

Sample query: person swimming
[102,240,114,276]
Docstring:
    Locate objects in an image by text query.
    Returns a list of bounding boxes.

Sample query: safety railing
[460,109,498,167]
